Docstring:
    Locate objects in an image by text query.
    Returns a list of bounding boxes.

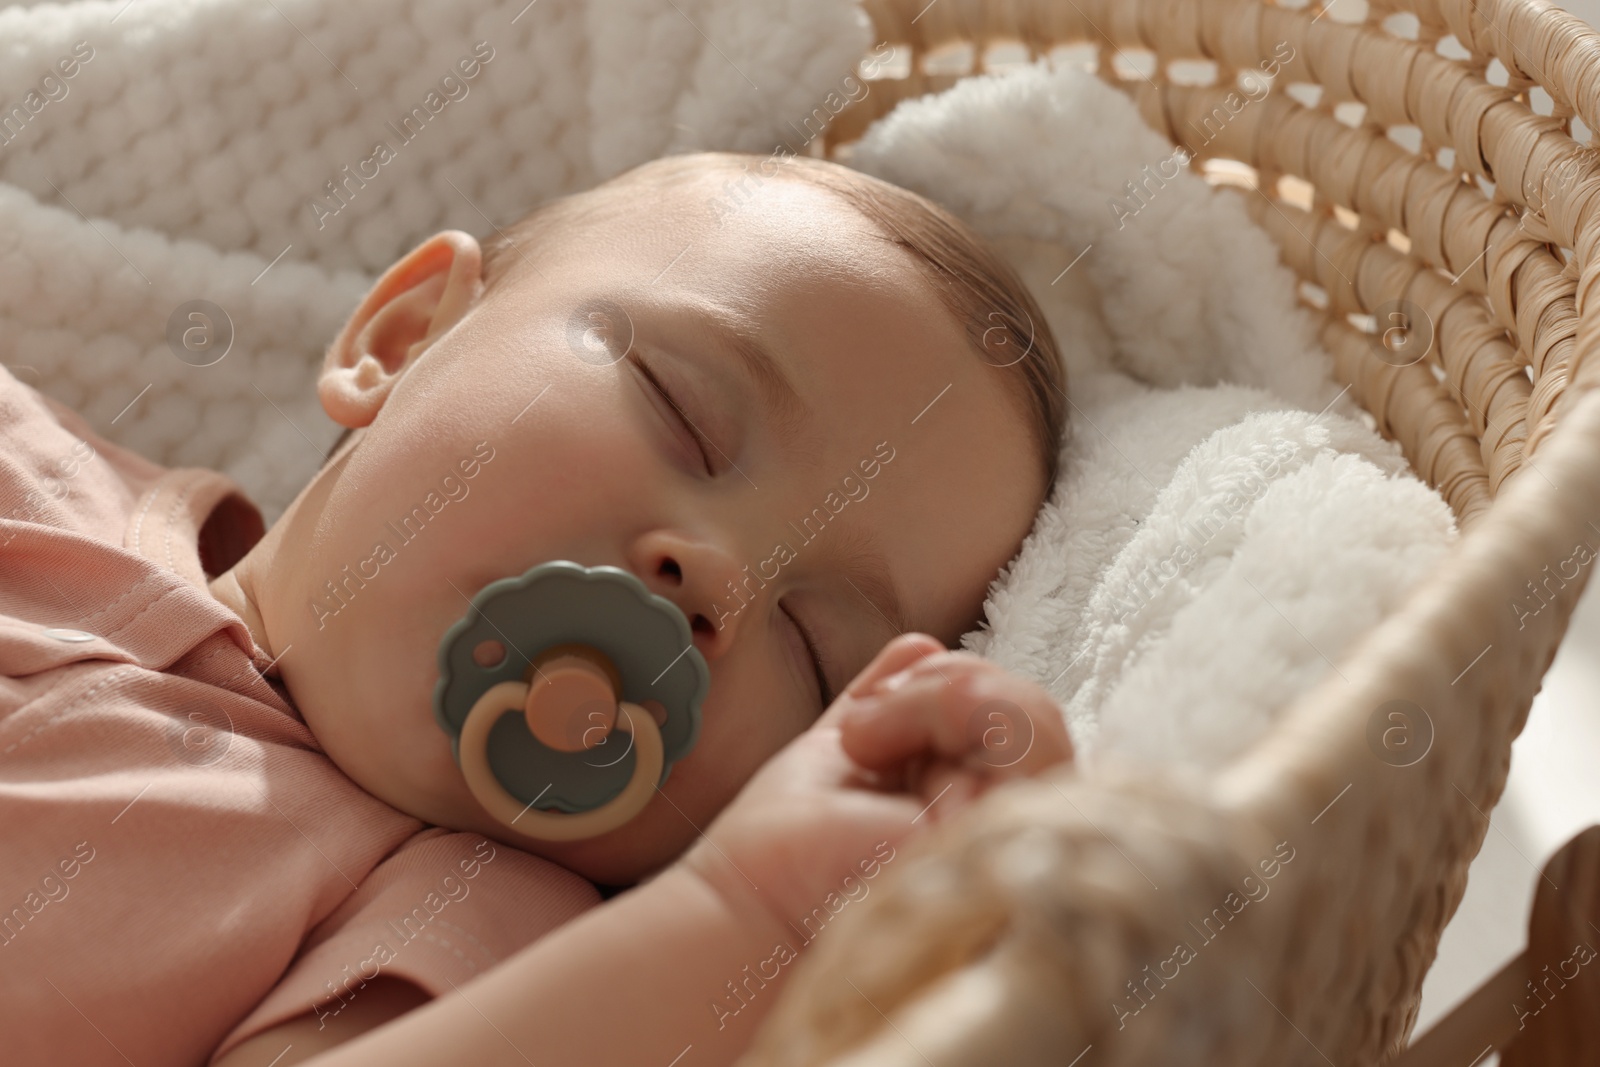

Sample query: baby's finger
[841,632,946,701]
[816,634,943,732]
[839,671,972,768]
[912,761,980,825]
[843,671,1069,779]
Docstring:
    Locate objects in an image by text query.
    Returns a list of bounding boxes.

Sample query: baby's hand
[677,634,1074,937]
[835,633,1075,809]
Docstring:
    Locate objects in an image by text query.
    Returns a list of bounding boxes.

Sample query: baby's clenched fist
[678,633,1074,941]
[827,633,1075,822]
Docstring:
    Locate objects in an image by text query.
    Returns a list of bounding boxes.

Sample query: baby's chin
[413,782,682,888]
[498,818,676,888]
[314,689,687,885]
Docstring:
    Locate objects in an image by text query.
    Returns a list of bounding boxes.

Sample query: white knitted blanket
[2,1,1458,769]
[0,0,871,518]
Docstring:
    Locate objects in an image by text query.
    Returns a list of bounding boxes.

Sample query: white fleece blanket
[844,65,1459,769]
[0,0,1457,769]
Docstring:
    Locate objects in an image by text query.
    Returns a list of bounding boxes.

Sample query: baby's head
[212,151,1066,885]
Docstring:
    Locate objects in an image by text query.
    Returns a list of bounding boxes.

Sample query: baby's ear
[319,230,484,428]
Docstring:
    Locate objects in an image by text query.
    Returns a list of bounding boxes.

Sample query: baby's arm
[221,634,1072,1067]
[215,978,430,1066]
[281,862,788,1067]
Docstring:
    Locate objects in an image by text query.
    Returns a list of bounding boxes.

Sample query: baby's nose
[628,531,746,659]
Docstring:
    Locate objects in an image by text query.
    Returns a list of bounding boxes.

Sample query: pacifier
[433,561,710,841]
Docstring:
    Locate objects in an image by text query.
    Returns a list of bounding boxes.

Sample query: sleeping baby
[1,150,1075,1067]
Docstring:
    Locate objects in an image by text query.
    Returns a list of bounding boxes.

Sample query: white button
[42,628,96,643]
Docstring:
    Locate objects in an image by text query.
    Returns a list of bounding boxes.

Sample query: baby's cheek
[678,671,794,809]
[505,397,660,537]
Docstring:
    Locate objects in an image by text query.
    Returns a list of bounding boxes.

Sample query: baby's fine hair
[479,151,1070,491]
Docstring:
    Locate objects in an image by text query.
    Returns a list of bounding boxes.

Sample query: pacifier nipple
[525,644,620,753]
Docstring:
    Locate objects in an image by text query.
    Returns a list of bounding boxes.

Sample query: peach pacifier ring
[433,562,709,843]
[457,682,661,841]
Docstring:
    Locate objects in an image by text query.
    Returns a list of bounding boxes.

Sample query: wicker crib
[735,0,1600,1063]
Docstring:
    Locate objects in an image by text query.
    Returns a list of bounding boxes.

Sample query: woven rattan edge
[740,385,1600,1067]
[742,1,1600,1063]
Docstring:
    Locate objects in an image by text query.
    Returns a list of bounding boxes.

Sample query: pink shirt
[0,368,602,1066]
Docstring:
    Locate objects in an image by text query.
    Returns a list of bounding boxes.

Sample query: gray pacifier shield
[433,562,709,813]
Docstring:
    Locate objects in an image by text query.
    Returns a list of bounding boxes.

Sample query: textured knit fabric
[0,0,873,521]
[0,365,601,1067]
